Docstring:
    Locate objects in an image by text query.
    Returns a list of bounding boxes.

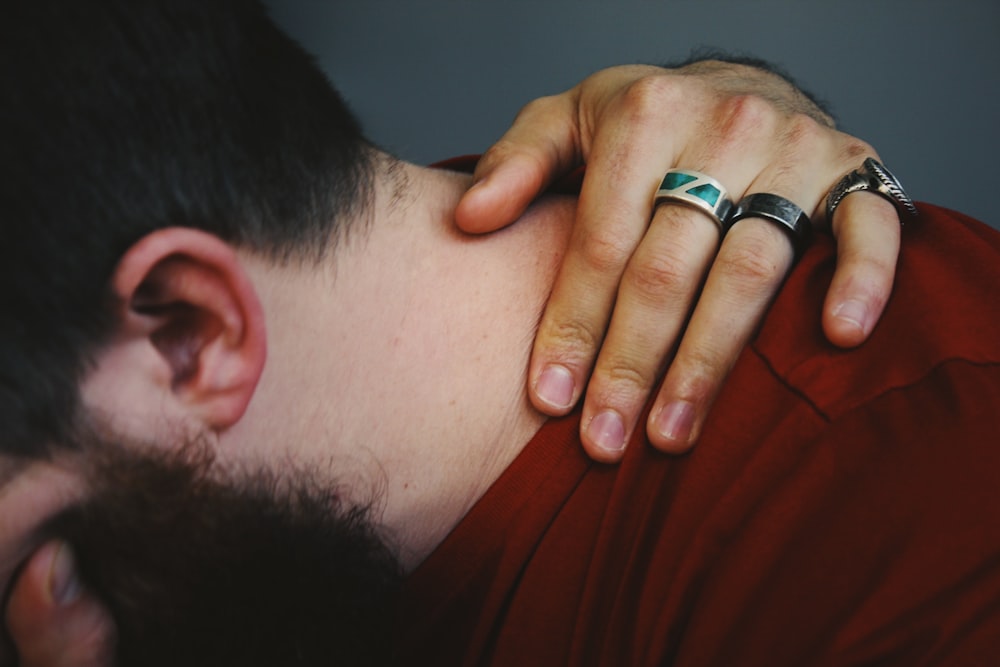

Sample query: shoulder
[752,203,1000,420]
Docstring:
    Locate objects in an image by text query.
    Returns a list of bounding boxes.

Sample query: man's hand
[456,63,900,461]
[2,541,114,667]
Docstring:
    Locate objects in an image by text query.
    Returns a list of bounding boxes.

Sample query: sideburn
[43,441,402,667]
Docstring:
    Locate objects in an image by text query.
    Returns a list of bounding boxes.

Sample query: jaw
[198,162,578,569]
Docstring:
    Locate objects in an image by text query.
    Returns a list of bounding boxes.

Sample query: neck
[228,159,575,569]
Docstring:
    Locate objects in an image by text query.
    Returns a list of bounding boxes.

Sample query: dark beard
[42,440,403,667]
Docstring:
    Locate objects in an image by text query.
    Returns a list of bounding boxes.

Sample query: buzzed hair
[1,0,374,456]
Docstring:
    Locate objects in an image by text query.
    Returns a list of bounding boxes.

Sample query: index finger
[528,84,692,420]
[455,94,581,234]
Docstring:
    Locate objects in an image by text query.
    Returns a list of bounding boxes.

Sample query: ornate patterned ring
[826,157,917,222]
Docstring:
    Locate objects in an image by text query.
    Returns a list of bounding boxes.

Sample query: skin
[4,540,114,667]
[0,459,112,667]
[1,64,902,664]
[457,64,900,461]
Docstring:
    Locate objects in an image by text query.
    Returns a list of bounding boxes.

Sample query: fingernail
[587,410,626,453]
[833,298,870,335]
[535,364,575,410]
[655,400,695,443]
[49,542,82,606]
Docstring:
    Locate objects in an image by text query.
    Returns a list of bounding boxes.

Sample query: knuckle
[781,113,828,154]
[716,233,788,286]
[675,347,729,390]
[624,246,693,302]
[619,75,685,124]
[478,139,517,170]
[482,136,531,165]
[717,94,779,141]
[576,227,635,274]
[513,94,561,121]
[838,134,877,163]
[541,317,603,358]
[622,205,718,303]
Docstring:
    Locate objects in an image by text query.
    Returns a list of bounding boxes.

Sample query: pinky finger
[823,192,901,348]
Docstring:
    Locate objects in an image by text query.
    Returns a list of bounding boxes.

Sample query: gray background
[267,1,1000,228]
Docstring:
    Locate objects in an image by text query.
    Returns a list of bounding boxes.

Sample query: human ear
[85,228,266,432]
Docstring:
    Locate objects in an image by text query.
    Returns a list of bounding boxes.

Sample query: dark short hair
[1,0,374,456]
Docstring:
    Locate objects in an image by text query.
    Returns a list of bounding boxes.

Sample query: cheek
[0,463,87,599]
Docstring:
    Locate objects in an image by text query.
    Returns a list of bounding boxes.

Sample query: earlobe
[106,228,267,431]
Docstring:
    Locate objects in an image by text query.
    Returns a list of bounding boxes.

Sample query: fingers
[644,186,900,454]
[647,217,796,452]
[635,121,829,454]
[454,93,580,234]
[5,541,115,667]
[823,191,900,347]
[537,92,785,461]
[527,76,703,437]
[573,101,893,458]
[528,180,654,419]
[581,192,800,459]
[573,204,720,460]
[473,63,905,463]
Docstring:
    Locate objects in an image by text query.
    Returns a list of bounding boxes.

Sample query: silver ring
[654,169,733,231]
[826,157,917,222]
[727,193,811,253]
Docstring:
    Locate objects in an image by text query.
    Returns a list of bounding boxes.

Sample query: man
[3,0,998,665]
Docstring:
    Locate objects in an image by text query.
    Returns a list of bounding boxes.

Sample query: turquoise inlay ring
[654,169,734,230]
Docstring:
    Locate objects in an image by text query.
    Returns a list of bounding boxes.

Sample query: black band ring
[726,193,811,253]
